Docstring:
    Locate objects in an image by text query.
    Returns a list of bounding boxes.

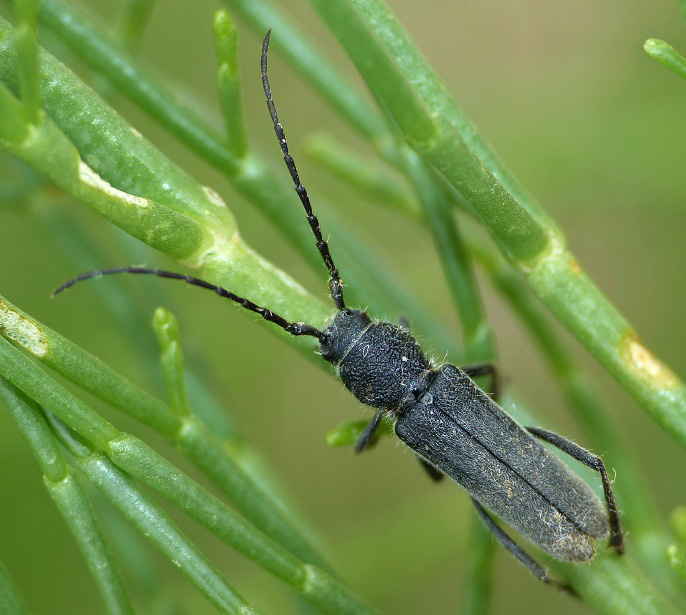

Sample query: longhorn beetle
[54,30,624,590]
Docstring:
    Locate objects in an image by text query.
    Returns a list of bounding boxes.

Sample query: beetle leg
[471,498,576,594]
[354,410,383,453]
[525,427,624,555]
[418,458,445,482]
[460,363,499,401]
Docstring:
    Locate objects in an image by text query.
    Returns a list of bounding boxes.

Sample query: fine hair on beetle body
[54,29,625,592]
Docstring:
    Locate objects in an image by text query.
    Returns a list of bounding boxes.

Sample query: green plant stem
[43,413,264,615]
[118,0,155,54]
[0,557,29,615]
[32,0,297,240]
[33,201,309,543]
[307,0,686,452]
[0,334,379,615]
[0,14,233,227]
[458,517,495,615]
[3,3,416,352]
[404,150,494,362]
[13,0,40,123]
[0,292,327,568]
[552,556,682,615]
[305,133,419,218]
[308,0,554,259]
[92,0,156,99]
[0,13,338,346]
[214,9,248,158]
[666,545,686,584]
[38,0,240,174]
[27,1,449,345]
[220,0,385,142]
[0,84,205,260]
[153,307,190,417]
[0,378,134,615]
[644,39,686,80]
[0,67,29,142]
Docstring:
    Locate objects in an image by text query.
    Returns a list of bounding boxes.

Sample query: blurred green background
[1,0,686,613]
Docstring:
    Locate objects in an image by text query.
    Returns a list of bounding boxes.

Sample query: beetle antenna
[53,266,324,339]
[261,30,346,311]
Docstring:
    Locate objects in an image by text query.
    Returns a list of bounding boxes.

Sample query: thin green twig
[0,332,380,615]
[644,39,686,80]
[152,308,190,417]
[0,555,29,615]
[117,0,155,54]
[214,9,248,158]
[0,292,328,568]
[13,0,40,123]
[0,377,135,615]
[29,1,452,345]
[44,411,264,615]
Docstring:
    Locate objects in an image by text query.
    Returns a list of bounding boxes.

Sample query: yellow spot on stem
[202,186,226,208]
[78,161,149,208]
[0,300,48,356]
[620,332,678,388]
[569,259,581,274]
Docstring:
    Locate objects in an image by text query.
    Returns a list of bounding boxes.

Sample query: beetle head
[319,309,372,364]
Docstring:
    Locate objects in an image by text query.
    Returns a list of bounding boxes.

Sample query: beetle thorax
[320,310,431,411]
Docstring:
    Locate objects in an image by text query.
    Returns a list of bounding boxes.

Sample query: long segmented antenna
[52,32,339,340]
[261,30,346,311]
[53,267,324,339]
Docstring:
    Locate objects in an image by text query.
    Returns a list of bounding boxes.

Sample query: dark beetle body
[322,309,608,562]
[56,32,622,588]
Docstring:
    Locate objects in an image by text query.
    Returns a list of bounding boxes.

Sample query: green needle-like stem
[644,39,686,81]
[459,517,496,615]
[118,0,155,54]
[0,328,379,614]
[306,133,420,219]
[0,557,29,615]
[666,546,686,584]
[13,0,40,123]
[0,292,327,568]
[153,307,190,417]
[214,10,248,158]
[0,378,135,615]
[45,413,264,615]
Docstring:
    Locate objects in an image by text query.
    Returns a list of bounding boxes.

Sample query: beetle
[54,30,624,590]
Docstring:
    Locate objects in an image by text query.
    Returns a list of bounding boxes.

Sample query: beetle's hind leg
[471,498,576,595]
[461,363,499,401]
[525,427,624,555]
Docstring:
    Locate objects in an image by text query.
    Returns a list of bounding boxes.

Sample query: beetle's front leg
[354,410,383,453]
